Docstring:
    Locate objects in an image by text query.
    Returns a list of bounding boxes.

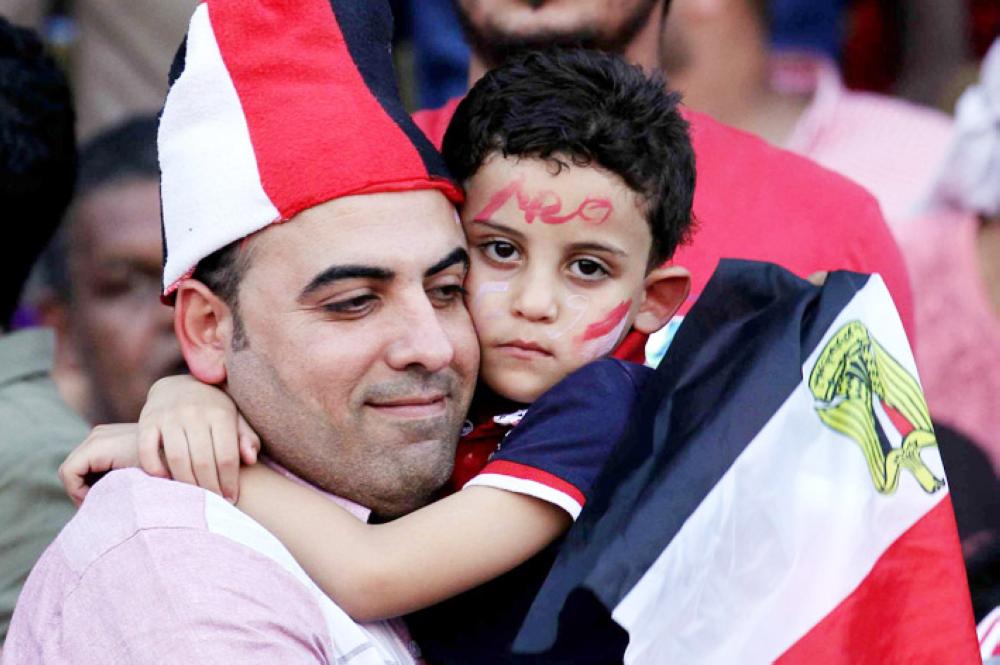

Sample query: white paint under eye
[545,294,589,340]
[473,281,509,320]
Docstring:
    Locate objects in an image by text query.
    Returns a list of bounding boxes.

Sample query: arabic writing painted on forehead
[473,177,613,226]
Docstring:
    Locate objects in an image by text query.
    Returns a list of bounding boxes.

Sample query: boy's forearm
[236,467,570,621]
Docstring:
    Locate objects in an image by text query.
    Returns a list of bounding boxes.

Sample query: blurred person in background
[0,0,197,139]
[414,0,914,374]
[391,0,469,109]
[660,0,953,233]
[0,0,45,30]
[0,16,85,643]
[902,38,1000,476]
[31,115,186,425]
[70,0,196,138]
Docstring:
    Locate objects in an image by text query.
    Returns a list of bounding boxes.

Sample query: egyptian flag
[158,0,462,297]
[514,260,979,663]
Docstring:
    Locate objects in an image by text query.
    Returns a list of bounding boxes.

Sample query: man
[660,0,953,230]
[0,17,86,644]
[32,115,186,424]
[414,0,916,363]
[4,1,477,662]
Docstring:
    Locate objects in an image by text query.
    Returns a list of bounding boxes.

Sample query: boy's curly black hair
[442,47,695,267]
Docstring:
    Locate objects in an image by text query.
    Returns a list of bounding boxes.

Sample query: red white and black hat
[159,0,463,297]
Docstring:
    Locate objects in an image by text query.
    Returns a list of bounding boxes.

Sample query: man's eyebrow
[567,241,628,258]
[470,219,526,241]
[425,247,470,278]
[299,264,394,301]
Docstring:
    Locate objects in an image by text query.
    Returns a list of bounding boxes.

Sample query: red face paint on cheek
[580,300,632,341]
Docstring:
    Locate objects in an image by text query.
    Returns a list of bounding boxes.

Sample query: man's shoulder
[53,469,211,573]
[10,469,419,664]
[6,471,351,663]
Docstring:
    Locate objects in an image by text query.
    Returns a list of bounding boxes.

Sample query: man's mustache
[363,369,461,403]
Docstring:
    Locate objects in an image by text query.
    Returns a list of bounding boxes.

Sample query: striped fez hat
[159,0,463,298]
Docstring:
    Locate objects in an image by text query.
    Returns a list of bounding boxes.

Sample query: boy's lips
[494,339,553,360]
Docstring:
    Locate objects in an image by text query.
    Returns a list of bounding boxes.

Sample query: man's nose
[511,273,558,323]
[385,294,455,373]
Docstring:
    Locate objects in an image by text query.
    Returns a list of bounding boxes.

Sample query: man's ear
[633,265,691,334]
[173,279,233,385]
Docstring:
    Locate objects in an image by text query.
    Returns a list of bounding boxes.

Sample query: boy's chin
[482,363,559,405]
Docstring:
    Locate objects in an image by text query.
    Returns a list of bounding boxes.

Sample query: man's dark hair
[0,17,76,327]
[37,115,160,302]
[442,48,695,266]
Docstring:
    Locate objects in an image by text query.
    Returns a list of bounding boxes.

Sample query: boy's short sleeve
[463,358,651,519]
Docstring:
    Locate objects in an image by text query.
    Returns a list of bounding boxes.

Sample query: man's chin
[368,450,455,519]
[456,0,660,67]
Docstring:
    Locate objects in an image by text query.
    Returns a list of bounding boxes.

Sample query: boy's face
[462,154,653,403]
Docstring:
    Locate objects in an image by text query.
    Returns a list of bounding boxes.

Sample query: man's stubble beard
[225,338,468,518]
[454,0,663,70]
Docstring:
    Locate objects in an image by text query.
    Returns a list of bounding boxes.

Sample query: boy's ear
[633,265,691,335]
[173,279,233,385]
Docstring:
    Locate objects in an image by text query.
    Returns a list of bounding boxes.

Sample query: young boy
[66,48,695,660]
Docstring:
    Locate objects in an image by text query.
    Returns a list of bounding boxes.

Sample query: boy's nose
[511,278,558,323]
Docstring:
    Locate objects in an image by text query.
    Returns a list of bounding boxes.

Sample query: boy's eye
[481,241,520,263]
[569,258,609,281]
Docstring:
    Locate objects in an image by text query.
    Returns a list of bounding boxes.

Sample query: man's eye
[323,294,377,315]
[430,284,467,305]
[569,258,609,280]
[481,241,520,263]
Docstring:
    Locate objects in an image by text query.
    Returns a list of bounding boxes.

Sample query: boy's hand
[137,375,260,503]
[60,423,143,506]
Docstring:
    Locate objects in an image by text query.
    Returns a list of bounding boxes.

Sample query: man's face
[224,190,479,517]
[462,155,653,403]
[69,178,186,423]
[454,0,661,67]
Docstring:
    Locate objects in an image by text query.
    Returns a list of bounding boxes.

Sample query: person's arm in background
[0,335,89,642]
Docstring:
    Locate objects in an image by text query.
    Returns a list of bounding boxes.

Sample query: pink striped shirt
[3,469,421,664]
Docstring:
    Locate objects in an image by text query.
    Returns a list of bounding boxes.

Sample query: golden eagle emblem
[809,321,944,495]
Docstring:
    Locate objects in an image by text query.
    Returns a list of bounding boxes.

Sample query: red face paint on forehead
[473,177,613,226]
[580,299,632,342]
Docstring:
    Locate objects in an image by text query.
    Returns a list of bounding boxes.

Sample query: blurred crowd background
[0,0,997,638]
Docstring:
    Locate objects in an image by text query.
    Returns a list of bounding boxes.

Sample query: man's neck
[261,456,372,522]
[667,12,809,147]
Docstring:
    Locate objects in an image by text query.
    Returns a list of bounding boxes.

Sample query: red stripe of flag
[481,460,587,509]
[206,0,428,218]
[776,496,979,664]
